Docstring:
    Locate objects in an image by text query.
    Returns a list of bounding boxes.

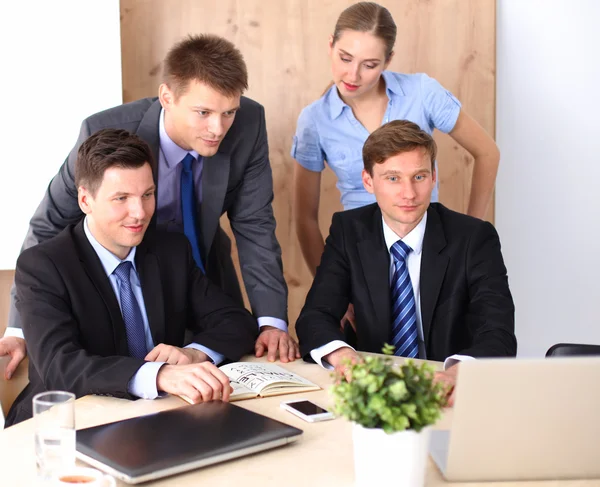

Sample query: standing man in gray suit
[0,34,299,376]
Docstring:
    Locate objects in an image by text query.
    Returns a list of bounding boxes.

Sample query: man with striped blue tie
[295,120,516,403]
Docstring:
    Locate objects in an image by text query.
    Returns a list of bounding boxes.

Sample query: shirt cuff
[257,317,288,332]
[4,327,24,339]
[443,354,475,370]
[185,343,225,366]
[310,340,355,369]
[127,362,165,399]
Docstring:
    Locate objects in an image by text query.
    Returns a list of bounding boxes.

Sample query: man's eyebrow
[191,105,241,112]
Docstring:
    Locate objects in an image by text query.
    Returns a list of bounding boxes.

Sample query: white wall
[0,0,122,269]
[496,0,600,356]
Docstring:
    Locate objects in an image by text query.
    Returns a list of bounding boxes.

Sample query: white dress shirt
[311,213,472,369]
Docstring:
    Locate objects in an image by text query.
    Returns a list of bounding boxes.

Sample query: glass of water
[33,391,76,481]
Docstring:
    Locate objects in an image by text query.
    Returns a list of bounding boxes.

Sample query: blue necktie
[180,153,205,273]
[390,240,419,358]
[113,261,147,359]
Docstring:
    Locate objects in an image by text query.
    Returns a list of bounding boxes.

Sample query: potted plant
[330,344,447,487]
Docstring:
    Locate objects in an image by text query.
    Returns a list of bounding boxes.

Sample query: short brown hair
[163,34,248,98]
[75,129,154,196]
[363,120,437,175]
[332,2,396,61]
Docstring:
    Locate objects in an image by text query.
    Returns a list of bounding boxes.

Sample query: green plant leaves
[330,347,447,433]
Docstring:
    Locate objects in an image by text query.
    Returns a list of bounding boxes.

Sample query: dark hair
[363,120,437,175]
[163,34,248,98]
[332,2,396,60]
[75,128,154,196]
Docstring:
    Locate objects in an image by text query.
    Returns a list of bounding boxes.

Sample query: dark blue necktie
[180,153,205,273]
[113,261,147,359]
[390,240,419,358]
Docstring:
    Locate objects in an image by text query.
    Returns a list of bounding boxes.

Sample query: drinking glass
[33,391,76,481]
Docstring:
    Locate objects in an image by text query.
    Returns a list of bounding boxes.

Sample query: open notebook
[180,362,320,403]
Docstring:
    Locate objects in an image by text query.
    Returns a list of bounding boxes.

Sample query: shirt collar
[83,217,137,277]
[382,211,427,256]
[327,84,347,120]
[381,70,405,97]
[159,108,199,168]
[327,70,405,121]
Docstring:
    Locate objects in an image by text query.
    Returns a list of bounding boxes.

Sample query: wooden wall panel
[0,270,15,336]
[120,0,496,333]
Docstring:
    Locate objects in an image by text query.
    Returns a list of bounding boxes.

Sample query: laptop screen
[76,401,303,483]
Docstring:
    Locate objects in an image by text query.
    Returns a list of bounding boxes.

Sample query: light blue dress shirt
[156,110,287,333]
[291,71,462,210]
[83,218,224,399]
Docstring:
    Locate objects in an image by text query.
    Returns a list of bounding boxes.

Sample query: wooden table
[0,355,597,486]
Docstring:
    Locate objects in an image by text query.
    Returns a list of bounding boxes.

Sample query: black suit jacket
[296,203,516,361]
[6,222,258,426]
[8,96,287,330]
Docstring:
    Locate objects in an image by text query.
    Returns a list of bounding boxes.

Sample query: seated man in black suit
[295,120,516,399]
[6,129,257,426]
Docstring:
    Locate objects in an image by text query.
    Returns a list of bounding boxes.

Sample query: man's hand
[340,303,356,333]
[0,336,27,380]
[145,344,209,365]
[254,326,301,363]
[156,362,231,403]
[324,347,361,381]
[434,363,459,406]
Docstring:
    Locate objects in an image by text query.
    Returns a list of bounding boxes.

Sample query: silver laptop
[430,357,600,482]
[76,401,303,484]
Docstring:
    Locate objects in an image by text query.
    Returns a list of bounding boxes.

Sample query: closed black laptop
[76,401,303,484]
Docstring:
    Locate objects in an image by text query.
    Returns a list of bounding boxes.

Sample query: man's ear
[158,83,174,110]
[78,187,93,215]
[432,166,437,185]
[362,169,374,194]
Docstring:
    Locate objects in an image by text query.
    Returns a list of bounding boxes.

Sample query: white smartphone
[280,399,335,422]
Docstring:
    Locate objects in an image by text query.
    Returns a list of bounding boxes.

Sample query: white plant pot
[353,423,431,487]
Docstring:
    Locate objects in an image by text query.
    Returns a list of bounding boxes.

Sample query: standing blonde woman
[292,2,499,277]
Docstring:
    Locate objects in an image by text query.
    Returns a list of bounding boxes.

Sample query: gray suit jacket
[8,97,288,329]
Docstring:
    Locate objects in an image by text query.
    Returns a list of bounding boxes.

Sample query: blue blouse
[291,71,461,210]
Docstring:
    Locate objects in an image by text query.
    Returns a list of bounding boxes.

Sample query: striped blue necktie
[390,240,419,358]
[113,261,147,359]
[180,153,205,273]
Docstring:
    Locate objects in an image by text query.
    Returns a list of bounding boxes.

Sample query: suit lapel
[356,207,392,342]
[136,99,162,230]
[136,99,162,182]
[72,222,129,355]
[420,205,449,347]
[135,241,165,346]
[200,151,230,261]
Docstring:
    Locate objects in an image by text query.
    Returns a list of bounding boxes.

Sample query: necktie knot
[181,153,195,172]
[391,240,412,263]
[113,261,133,283]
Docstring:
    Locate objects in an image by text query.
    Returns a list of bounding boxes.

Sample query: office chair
[0,356,29,422]
[545,343,600,357]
